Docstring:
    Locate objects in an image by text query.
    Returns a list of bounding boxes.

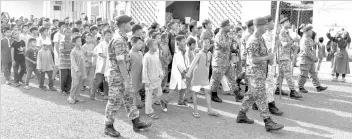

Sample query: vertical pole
[272,1,282,99]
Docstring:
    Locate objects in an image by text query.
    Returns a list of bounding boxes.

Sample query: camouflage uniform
[105,31,139,126]
[239,35,270,119]
[298,37,321,88]
[210,32,239,92]
[262,30,276,102]
[239,32,252,82]
[276,28,296,90]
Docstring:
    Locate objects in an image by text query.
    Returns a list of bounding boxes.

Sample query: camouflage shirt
[108,31,131,75]
[299,37,318,64]
[212,32,232,67]
[241,32,252,61]
[246,35,268,78]
[278,28,294,60]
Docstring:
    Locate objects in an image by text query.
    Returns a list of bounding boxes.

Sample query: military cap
[245,20,253,27]
[220,19,230,28]
[279,17,289,24]
[253,17,268,26]
[74,20,82,25]
[115,15,132,24]
[302,24,313,32]
[264,15,273,22]
[132,24,143,33]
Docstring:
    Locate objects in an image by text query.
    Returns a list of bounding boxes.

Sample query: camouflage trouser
[298,63,321,88]
[210,65,239,92]
[276,60,295,90]
[240,76,270,119]
[104,70,139,125]
[266,65,276,103]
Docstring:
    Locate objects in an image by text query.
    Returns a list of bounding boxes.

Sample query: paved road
[1,68,352,139]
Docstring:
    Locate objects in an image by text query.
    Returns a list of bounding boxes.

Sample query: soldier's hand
[267,53,275,60]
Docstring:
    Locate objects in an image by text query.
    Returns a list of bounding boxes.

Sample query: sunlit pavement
[1,61,352,139]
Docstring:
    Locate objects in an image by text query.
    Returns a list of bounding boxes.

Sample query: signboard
[55,1,62,5]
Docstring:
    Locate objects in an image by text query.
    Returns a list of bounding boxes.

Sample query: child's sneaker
[68,97,75,104]
[19,80,25,84]
[5,81,11,85]
[177,101,189,107]
[147,113,159,119]
[14,83,20,87]
[24,86,31,90]
[160,100,168,112]
[154,101,161,105]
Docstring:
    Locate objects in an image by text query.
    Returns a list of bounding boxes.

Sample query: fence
[271,1,313,28]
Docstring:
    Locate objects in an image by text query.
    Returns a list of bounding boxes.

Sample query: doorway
[166,1,200,23]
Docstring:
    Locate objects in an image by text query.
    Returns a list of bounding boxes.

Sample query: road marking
[329,99,352,105]
[282,103,352,118]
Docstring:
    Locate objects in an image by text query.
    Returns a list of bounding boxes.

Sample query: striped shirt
[59,38,74,69]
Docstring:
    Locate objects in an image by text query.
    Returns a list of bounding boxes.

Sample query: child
[82,33,96,92]
[184,37,199,103]
[1,27,13,85]
[24,38,41,89]
[29,27,39,44]
[37,39,56,91]
[158,34,172,93]
[317,37,326,71]
[68,36,95,104]
[142,39,167,119]
[91,30,111,100]
[167,35,189,107]
[38,27,52,50]
[59,28,74,95]
[186,38,220,118]
[20,25,31,48]
[11,30,26,87]
[130,36,145,108]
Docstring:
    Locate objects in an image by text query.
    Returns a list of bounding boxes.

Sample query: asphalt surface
[1,62,352,139]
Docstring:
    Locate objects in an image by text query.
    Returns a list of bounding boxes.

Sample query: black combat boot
[290,90,303,99]
[245,85,249,92]
[264,117,284,131]
[211,92,222,103]
[234,90,244,102]
[252,103,258,110]
[299,88,309,93]
[104,124,120,137]
[316,86,328,92]
[236,111,254,124]
[268,102,284,116]
[139,90,146,102]
[132,117,152,132]
[275,88,288,96]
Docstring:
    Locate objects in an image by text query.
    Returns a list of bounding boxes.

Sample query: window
[54,6,61,11]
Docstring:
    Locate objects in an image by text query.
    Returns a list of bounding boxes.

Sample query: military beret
[234,27,242,33]
[58,21,66,27]
[302,24,313,32]
[245,20,253,27]
[279,17,289,24]
[132,24,143,33]
[264,15,273,22]
[74,20,82,25]
[220,19,230,28]
[115,15,132,24]
[253,17,268,26]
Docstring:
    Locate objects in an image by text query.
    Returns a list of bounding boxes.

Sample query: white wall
[1,1,43,18]
[241,1,271,24]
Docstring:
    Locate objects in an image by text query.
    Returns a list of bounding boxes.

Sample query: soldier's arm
[112,39,126,61]
[214,34,230,49]
[301,39,318,61]
[280,30,293,48]
[326,32,338,43]
[248,41,272,64]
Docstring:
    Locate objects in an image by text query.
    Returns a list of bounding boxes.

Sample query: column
[199,1,209,22]
[87,1,91,21]
[157,1,166,26]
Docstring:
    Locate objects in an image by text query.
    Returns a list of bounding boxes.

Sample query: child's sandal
[148,113,159,119]
[24,86,31,90]
[208,111,220,117]
[192,112,201,118]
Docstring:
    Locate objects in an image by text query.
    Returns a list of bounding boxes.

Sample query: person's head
[64,28,72,38]
[71,27,80,38]
[151,32,161,43]
[44,22,51,29]
[58,21,67,31]
[131,36,144,51]
[150,22,159,30]
[220,19,231,33]
[318,37,324,43]
[12,30,21,39]
[132,24,143,36]
[146,39,158,52]
[2,27,11,37]
[175,35,186,50]
[102,29,113,41]
[28,38,37,47]
[253,17,268,34]
[245,20,254,33]
[53,19,59,26]
[30,27,39,35]
[202,37,211,51]
[11,24,19,31]
[302,24,313,37]
[186,37,197,50]
[74,20,82,29]
[214,28,220,36]
[27,22,34,28]
[189,23,198,34]
[202,19,212,30]
[39,27,48,36]
[85,33,94,43]
[90,26,99,34]
[22,24,29,33]
[280,17,291,28]
[115,15,133,33]
[161,33,169,43]
[167,21,178,31]
[264,15,274,30]
[72,36,82,47]
[160,26,166,33]
[234,27,243,37]
[148,29,157,39]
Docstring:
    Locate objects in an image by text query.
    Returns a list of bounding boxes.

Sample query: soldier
[238,20,254,91]
[275,17,302,99]
[252,15,283,116]
[298,24,328,93]
[104,15,151,138]
[236,17,284,132]
[210,19,243,103]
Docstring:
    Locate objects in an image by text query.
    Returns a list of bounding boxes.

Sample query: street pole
[272,1,282,99]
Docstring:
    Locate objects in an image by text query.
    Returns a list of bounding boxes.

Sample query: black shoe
[132,118,152,132]
[252,103,258,110]
[290,90,303,99]
[139,90,146,102]
[264,117,284,131]
[236,111,254,124]
[275,88,288,96]
[136,104,144,109]
[104,124,120,137]
[160,99,168,112]
[185,97,193,103]
[299,88,309,93]
[268,102,284,116]
[316,86,328,92]
[234,90,244,102]
[245,85,249,92]
[211,92,222,103]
